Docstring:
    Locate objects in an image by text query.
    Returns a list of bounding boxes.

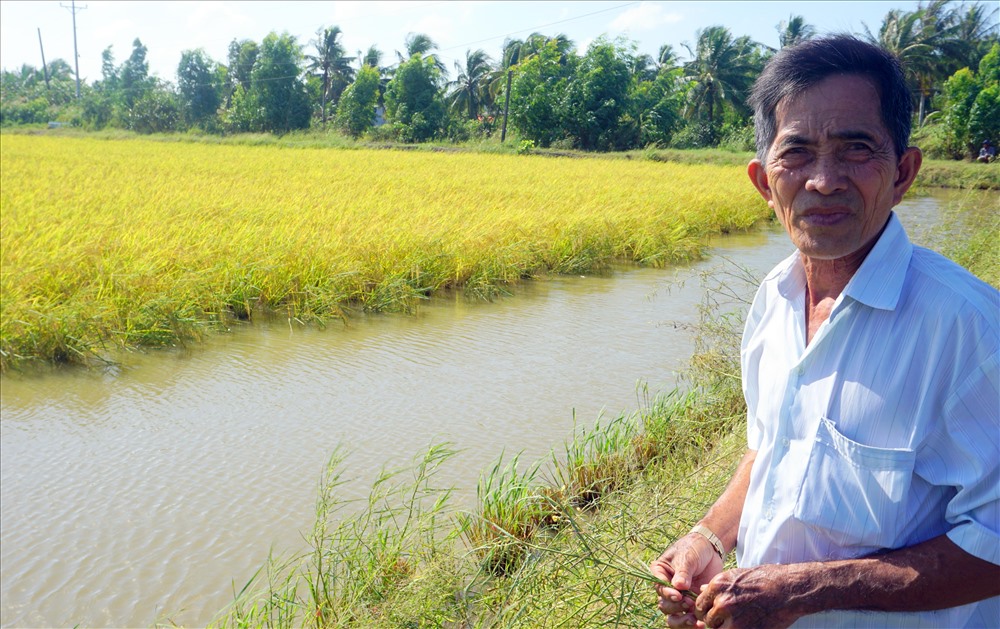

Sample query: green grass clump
[212,445,470,629]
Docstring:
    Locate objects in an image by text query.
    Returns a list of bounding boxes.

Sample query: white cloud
[609,2,683,33]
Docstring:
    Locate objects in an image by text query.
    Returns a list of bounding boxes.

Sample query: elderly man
[651,36,999,629]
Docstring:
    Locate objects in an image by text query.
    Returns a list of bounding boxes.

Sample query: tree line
[1,0,996,159]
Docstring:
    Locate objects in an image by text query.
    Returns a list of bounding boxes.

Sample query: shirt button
[782,437,790,447]
[796,366,805,376]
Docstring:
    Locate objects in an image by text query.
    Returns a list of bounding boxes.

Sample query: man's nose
[804,153,848,195]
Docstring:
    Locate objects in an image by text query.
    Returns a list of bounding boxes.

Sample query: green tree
[969,42,1000,150]
[507,40,576,147]
[864,2,998,125]
[119,38,153,109]
[251,32,310,133]
[968,83,1000,149]
[936,43,999,158]
[177,49,221,129]
[226,39,259,102]
[358,45,391,106]
[681,26,760,144]
[336,64,380,137]
[940,67,980,156]
[631,66,686,147]
[777,15,817,48]
[490,33,574,111]
[0,64,53,125]
[656,43,679,70]
[307,26,355,125]
[0,57,78,126]
[562,38,633,150]
[100,46,119,89]
[129,87,182,134]
[80,46,122,128]
[221,84,261,132]
[627,52,658,83]
[360,45,383,69]
[42,58,77,105]
[397,33,447,76]
[951,2,1000,71]
[447,49,494,119]
[384,53,446,141]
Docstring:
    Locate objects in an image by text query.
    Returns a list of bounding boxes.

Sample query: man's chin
[791,238,861,262]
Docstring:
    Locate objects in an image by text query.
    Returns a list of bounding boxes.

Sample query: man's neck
[800,240,876,345]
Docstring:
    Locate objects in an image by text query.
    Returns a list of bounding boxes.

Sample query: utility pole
[37,28,50,91]
[500,69,512,143]
[60,0,86,99]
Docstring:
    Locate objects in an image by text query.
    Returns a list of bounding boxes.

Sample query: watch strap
[690,524,726,561]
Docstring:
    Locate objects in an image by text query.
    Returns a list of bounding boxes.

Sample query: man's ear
[892,147,922,206]
[748,159,774,208]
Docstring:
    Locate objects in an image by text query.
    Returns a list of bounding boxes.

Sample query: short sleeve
[925,354,1000,565]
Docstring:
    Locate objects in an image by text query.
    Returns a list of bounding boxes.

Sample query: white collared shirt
[738,213,999,628]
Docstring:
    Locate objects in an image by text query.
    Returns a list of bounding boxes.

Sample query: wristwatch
[690,524,726,561]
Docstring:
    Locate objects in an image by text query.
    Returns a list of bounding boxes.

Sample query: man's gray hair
[748,35,913,161]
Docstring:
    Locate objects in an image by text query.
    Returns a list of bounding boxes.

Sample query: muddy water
[0,197,959,627]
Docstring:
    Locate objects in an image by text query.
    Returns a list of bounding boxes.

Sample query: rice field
[0,134,769,370]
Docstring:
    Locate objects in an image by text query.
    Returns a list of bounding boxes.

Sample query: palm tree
[396,32,447,76]
[864,7,944,123]
[307,26,355,125]
[401,33,436,58]
[447,49,494,119]
[777,15,817,48]
[488,33,575,109]
[943,1,998,75]
[682,26,760,141]
[360,45,383,69]
[627,53,658,82]
[501,32,574,68]
[358,44,391,106]
[657,43,679,71]
[866,1,998,125]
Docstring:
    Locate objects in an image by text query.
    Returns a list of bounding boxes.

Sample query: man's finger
[664,609,699,628]
[672,568,692,591]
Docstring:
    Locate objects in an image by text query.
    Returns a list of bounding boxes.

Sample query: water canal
[0,194,968,627]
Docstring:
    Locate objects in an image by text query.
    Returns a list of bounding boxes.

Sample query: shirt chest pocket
[793,418,916,551]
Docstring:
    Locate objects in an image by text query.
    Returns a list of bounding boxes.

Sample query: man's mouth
[799,208,852,227]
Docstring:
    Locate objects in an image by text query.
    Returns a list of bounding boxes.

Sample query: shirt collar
[843,212,912,311]
[774,212,913,312]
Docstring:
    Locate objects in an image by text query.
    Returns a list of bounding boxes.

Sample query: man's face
[748,74,920,261]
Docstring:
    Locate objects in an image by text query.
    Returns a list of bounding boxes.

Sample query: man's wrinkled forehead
[771,75,889,141]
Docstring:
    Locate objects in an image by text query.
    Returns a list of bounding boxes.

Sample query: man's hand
[651,532,724,627]
[693,564,806,629]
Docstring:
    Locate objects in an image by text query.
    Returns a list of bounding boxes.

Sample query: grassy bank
[0,133,770,371]
[201,187,997,628]
[208,274,752,628]
[912,158,1000,191]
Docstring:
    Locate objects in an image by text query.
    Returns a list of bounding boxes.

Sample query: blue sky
[1,1,924,84]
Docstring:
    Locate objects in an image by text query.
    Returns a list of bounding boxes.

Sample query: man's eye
[779,148,809,162]
[844,144,873,159]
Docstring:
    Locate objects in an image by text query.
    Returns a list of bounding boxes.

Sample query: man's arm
[696,534,1000,629]
[651,449,756,625]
